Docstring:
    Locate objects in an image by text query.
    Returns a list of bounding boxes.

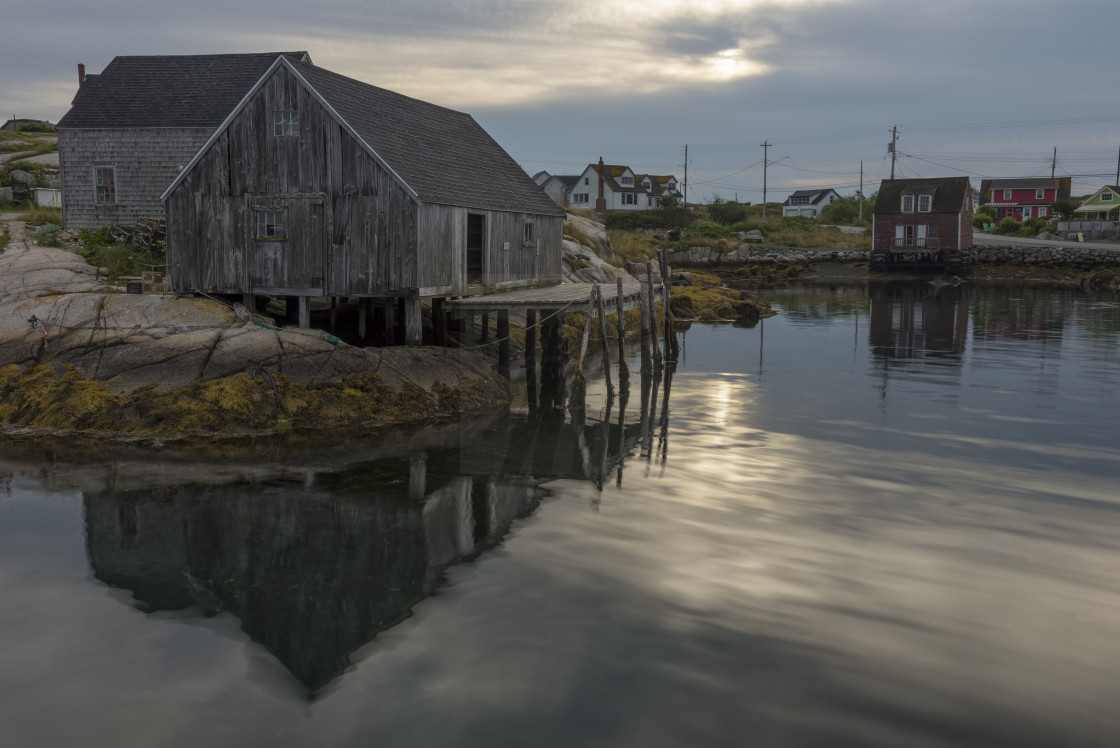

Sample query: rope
[455,298,581,350]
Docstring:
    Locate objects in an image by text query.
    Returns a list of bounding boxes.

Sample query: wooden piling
[405,297,422,346]
[615,277,629,396]
[358,297,368,341]
[433,297,447,346]
[595,285,614,399]
[639,277,651,376]
[646,260,662,369]
[526,308,538,408]
[497,309,510,379]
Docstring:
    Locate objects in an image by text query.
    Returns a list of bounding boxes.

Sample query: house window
[917,194,932,212]
[621,193,636,205]
[1102,192,1113,202]
[1003,189,1012,200]
[927,224,938,237]
[255,209,286,240]
[1035,188,1045,200]
[1038,207,1048,217]
[901,195,915,213]
[584,177,589,185]
[522,220,535,246]
[95,166,116,204]
[1023,207,1032,219]
[572,193,588,204]
[621,176,633,186]
[273,110,299,136]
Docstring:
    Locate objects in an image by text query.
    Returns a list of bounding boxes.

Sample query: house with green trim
[1072,185,1120,221]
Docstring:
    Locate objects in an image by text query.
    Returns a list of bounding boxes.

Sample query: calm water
[2,281,1119,747]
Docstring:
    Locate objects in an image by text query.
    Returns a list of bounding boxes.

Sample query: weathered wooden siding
[58,127,208,230]
[417,205,562,295]
[167,66,418,295]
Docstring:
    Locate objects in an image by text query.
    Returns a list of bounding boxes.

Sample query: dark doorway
[467,213,485,285]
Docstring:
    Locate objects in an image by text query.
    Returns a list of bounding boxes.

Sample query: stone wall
[972,243,1120,269]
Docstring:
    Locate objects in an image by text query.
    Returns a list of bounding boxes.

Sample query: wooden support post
[242,294,255,314]
[497,309,510,379]
[405,296,422,346]
[358,298,368,341]
[616,277,629,396]
[298,295,310,329]
[639,277,651,376]
[646,260,662,369]
[525,308,538,408]
[481,312,490,344]
[384,298,397,345]
[433,297,447,346]
[660,248,677,360]
[596,285,614,398]
[329,296,337,331]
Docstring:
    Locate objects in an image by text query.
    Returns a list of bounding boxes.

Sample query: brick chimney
[78,63,86,86]
[595,156,606,210]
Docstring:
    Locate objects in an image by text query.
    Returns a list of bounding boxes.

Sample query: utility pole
[1051,147,1057,179]
[859,160,864,223]
[889,126,898,179]
[1115,145,1119,186]
[761,140,771,222]
[682,144,688,206]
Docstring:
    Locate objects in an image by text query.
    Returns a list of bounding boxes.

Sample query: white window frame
[1038,207,1048,217]
[1102,192,1113,202]
[94,166,116,204]
[917,194,932,212]
[1023,207,1032,219]
[1035,188,1045,200]
[1003,189,1012,200]
[901,194,915,213]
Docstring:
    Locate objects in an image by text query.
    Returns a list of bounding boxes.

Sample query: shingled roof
[875,177,972,214]
[57,52,311,129]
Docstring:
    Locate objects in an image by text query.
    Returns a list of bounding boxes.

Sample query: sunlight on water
[1,281,1119,747]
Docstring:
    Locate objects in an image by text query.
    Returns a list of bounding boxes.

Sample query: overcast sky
[4,0,1119,201]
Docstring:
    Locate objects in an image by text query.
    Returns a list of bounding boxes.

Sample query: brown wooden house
[162,56,564,341]
[871,177,974,272]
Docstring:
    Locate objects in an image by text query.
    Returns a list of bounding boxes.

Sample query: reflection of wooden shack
[871,177,974,273]
[82,410,645,696]
[868,283,969,363]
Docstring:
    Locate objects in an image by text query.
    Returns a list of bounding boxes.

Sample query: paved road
[976,232,1120,251]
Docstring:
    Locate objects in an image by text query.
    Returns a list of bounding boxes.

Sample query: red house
[978,177,1071,224]
[872,177,973,272]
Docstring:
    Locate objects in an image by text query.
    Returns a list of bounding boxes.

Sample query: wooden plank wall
[167,66,418,296]
[417,206,563,295]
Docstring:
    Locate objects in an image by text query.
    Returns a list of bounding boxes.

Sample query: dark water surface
[2,281,1119,747]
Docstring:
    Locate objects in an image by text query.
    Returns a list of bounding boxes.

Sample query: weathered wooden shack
[55,52,311,230]
[162,56,564,342]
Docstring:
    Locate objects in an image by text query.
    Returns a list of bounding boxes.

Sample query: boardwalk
[445,279,659,316]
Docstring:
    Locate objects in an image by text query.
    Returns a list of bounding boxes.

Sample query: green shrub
[605,210,664,231]
[1019,217,1049,236]
[994,218,1021,235]
[688,220,727,239]
[706,198,750,225]
[16,122,55,133]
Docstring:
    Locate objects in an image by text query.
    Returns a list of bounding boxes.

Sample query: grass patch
[24,206,62,224]
[0,223,9,252]
[563,222,596,250]
[77,225,164,279]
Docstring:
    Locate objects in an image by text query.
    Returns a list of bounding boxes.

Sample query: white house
[782,188,842,218]
[567,161,682,211]
[532,171,580,207]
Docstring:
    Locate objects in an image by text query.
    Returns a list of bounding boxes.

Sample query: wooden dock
[443,279,659,316]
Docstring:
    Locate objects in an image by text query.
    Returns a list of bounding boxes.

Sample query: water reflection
[81,395,663,698]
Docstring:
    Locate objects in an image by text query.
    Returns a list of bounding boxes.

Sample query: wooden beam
[497,310,510,379]
[405,296,422,346]
[298,296,310,329]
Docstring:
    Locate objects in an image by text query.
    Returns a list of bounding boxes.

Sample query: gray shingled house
[56,52,311,230]
[161,55,564,341]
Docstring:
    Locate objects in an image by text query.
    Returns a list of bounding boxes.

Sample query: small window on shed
[95,166,116,204]
[917,194,932,212]
[255,210,286,240]
[523,220,536,246]
[273,110,299,136]
[901,195,915,213]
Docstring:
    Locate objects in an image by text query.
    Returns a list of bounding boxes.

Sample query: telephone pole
[889,126,898,179]
[1051,147,1057,179]
[761,140,771,222]
[683,144,688,206]
[859,160,864,223]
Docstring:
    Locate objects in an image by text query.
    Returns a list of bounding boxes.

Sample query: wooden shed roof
[57,52,311,129]
[164,56,563,217]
